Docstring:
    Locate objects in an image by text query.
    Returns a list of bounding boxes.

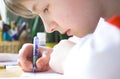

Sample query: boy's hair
[3,0,37,18]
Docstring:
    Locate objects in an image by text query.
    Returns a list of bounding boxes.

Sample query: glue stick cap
[37,32,46,46]
[37,32,46,41]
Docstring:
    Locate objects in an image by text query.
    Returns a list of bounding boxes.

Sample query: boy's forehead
[20,0,36,11]
[19,0,49,13]
[21,0,47,9]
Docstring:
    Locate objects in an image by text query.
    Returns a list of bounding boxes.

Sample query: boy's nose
[47,26,55,33]
[44,21,58,33]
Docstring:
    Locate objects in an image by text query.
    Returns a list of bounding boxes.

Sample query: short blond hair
[3,0,37,18]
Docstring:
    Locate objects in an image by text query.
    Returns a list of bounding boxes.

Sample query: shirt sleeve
[63,18,120,79]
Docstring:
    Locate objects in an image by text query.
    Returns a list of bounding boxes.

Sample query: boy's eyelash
[43,5,49,13]
[43,8,48,13]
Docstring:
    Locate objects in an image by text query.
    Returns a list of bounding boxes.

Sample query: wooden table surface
[0,66,23,78]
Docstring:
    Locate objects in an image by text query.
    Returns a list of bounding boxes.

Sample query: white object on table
[0,53,18,66]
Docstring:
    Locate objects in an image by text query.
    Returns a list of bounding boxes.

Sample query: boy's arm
[63,18,120,79]
[49,39,75,74]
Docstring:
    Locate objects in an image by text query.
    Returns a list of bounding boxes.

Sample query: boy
[3,0,120,79]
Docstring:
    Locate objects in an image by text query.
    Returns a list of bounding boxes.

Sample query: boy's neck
[101,0,120,20]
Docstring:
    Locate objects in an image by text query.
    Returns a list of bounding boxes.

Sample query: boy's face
[22,0,101,37]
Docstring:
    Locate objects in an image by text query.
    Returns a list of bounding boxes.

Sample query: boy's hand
[18,43,53,72]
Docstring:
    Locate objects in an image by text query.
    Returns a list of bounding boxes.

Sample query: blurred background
[0,0,69,53]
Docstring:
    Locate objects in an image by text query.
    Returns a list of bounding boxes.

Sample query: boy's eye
[43,7,48,13]
[43,5,49,13]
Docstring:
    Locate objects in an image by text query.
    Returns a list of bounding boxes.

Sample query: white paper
[0,53,18,66]
[0,53,63,79]
[0,53,18,62]
[21,70,63,79]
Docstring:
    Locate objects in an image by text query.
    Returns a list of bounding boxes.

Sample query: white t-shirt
[63,18,120,79]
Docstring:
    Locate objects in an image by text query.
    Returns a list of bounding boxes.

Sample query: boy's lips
[65,29,72,36]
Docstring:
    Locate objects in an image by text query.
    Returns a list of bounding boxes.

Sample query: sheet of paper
[0,66,63,78]
[0,53,18,66]
[0,53,63,79]
[0,53,18,62]
[0,61,17,66]
[0,66,23,78]
[21,70,63,79]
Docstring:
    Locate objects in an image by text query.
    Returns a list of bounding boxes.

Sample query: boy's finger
[36,52,49,71]
[38,47,53,54]
[36,57,46,71]
[40,64,50,72]
[18,58,33,72]
[19,44,33,57]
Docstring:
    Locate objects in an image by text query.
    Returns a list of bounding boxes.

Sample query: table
[0,66,23,78]
[0,66,63,79]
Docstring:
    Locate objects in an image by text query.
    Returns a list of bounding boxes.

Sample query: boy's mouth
[65,29,72,36]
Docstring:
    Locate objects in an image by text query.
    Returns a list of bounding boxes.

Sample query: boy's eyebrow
[31,4,36,12]
[30,0,48,13]
[30,4,39,14]
[31,3,41,13]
